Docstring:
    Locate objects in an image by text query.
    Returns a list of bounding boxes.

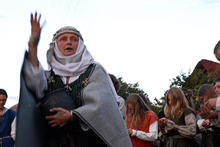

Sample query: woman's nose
[67,38,72,44]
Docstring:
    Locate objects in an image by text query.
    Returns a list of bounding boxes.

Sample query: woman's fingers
[30,12,42,35]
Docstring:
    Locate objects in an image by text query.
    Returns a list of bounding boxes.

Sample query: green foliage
[116,65,220,115]
[117,77,162,115]
[168,66,220,112]
[117,77,147,101]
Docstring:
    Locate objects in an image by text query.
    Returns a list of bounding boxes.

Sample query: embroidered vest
[46,64,94,108]
[167,108,195,136]
[44,64,107,147]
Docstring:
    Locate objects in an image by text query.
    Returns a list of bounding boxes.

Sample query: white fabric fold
[216,97,220,111]
[159,113,196,141]
[24,38,119,103]
[46,39,94,80]
[131,120,158,142]
[0,107,8,116]
[197,119,213,132]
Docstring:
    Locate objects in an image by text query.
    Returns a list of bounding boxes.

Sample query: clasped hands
[202,119,212,128]
[45,107,76,128]
[127,128,133,135]
[158,118,168,128]
[199,98,218,120]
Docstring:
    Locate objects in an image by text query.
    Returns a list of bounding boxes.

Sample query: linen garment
[0,108,16,147]
[128,111,158,147]
[19,58,132,147]
[159,108,197,147]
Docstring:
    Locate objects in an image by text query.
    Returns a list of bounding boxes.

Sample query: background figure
[157,90,168,147]
[125,93,158,147]
[205,41,220,112]
[157,110,165,147]
[180,87,203,147]
[10,104,18,112]
[200,77,220,147]
[198,84,216,147]
[213,77,220,97]
[214,40,220,62]
[109,74,126,118]
[158,87,197,147]
[0,89,16,147]
[138,93,159,146]
[198,43,220,147]
[138,93,149,105]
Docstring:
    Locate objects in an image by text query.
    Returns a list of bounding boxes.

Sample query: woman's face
[215,81,220,97]
[127,104,133,114]
[200,95,209,103]
[57,33,79,56]
[0,94,6,109]
[167,94,173,108]
[215,49,220,62]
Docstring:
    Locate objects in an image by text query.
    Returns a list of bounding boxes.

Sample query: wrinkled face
[127,104,133,114]
[57,33,79,56]
[200,95,209,103]
[215,49,220,62]
[0,94,6,109]
[167,94,173,108]
[215,81,220,97]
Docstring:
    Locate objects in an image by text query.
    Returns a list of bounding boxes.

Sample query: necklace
[0,117,3,123]
[0,108,5,122]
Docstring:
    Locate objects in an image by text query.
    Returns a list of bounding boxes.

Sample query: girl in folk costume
[197,84,216,147]
[180,87,203,147]
[125,93,158,147]
[158,87,197,147]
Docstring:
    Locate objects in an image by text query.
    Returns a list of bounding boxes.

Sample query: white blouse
[159,113,196,141]
[130,120,158,142]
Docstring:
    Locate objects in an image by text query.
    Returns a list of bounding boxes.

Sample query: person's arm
[130,120,158,142]
[216,98,220,111]
[200,105,218,119]
[23,12,47,99]
[209,111,220,127]
[11,117,16,141]
[160,113,196,138]
[197,119,206,131]
[28,12,42,67]
[205,98,218,110]
[118,96,126,118]
[45,108,75,128]
[23,59,48,99]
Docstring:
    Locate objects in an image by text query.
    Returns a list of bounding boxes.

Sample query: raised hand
[28,12,46,67]
[30,12,42,36]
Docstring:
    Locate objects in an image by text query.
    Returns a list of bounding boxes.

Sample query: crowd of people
[2,12,220,147]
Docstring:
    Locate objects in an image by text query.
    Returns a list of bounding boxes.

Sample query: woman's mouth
[66,48,73,50]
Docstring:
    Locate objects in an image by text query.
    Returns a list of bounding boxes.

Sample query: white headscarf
[46,38,94,81]
[46,37,119,102]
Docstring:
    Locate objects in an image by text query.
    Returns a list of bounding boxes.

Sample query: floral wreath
[179,87,193,101]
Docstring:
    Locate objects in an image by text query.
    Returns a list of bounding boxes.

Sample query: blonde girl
[158,87,197,147]
[125,93,158,147]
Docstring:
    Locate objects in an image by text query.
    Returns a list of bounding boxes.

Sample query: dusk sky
[1,0,220,108]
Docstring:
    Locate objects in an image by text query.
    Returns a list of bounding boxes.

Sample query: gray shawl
[73,64,132,147]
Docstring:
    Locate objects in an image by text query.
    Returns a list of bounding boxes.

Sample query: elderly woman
[16,12,132,147]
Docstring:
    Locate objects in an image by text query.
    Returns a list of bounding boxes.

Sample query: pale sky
[1,0,220,108]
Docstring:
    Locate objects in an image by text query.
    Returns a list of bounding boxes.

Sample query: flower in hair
[179,87,193,100]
